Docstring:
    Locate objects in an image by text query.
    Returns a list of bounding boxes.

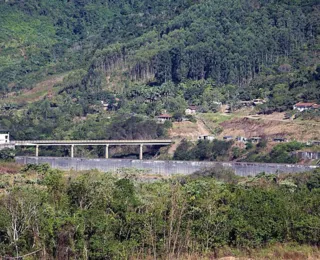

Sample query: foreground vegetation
[0,163,319,259]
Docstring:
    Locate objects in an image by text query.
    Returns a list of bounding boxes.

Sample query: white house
[0,132,10,144]
[185,106,198,115]
[253,99,266,105]
[198,135,215,141]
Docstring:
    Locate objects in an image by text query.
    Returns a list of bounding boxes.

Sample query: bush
[191,165,238,183]
[0,148,16,161]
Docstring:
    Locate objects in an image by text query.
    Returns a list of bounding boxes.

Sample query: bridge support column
[35,145,39,157]
[105,145,109,159]
[71,145,74,158]
[139,144,143,160]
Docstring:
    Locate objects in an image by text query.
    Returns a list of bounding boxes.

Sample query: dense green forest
[0,0,319,143]
[0,163,319,258]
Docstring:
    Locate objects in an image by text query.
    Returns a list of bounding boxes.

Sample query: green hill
[0,0,319,140]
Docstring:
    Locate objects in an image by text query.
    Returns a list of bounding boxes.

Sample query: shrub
[0,148,16,161]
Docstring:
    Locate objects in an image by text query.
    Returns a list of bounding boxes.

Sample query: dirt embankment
[220,117,320,141]
[169,120,210,140]
[167,120,211,155]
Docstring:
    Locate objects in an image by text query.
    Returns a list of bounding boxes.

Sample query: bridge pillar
[35,145,39,157]
[105,145,109,159]
[71,145,74,158]
[139,144,143,160]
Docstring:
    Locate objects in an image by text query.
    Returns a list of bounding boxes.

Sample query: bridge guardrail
[12,139,173,145]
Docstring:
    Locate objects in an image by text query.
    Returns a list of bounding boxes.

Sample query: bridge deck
[13,140,172,146]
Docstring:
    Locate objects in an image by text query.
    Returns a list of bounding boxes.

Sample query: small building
[273,137,287,143]
[312,140,320,146]
[198,135,215,141]
[0,131,14,150]
[100,101,109,111]
[239,99,266,108]
[223,136,233,141]
[250,136,262,143]
[239,101,253,107]
[293,102,319,112]
[225,105,231,113]
[236,136,247,143]
[185,105,198,115]
[253,99,266,105]
[157,114,172,123]
[0,131,10,144]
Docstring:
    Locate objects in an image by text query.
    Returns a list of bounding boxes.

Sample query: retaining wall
[15,157,319,177]
[294,152,320,160]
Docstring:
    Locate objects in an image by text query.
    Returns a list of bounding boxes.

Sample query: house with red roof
[293,102,320,112]
[156,113,172,123]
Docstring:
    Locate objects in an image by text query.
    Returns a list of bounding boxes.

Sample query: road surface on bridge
[12,139,173,159]
[13,140,172,146]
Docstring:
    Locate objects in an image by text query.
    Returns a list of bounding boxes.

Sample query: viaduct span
[13,139,173,160]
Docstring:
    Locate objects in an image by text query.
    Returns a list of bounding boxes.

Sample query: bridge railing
[13,139,172,144]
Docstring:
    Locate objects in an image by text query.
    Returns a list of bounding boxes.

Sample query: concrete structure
[0,131,10,144]
[293,152,320,160]
[236,136,247,143]
[198,135,215,141]
[0,131,14,150]
[250,136,262,143]
[273,137,288,143]
[13,139,172,160]
[223,136,233,141]
[15,157,319,177]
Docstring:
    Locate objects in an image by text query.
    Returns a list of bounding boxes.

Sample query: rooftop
[295,102,316,107]
[188,105,198,110]
[157,114,172,118]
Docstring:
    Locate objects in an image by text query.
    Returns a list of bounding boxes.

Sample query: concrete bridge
[13,140,172,160]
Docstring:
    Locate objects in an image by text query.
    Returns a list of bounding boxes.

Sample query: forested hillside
[0,0,319,141]
[0,0,196,93]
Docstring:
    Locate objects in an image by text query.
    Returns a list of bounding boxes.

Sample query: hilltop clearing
[220,117,320,142]
[199,112,320,142]
[0,73,68,105]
